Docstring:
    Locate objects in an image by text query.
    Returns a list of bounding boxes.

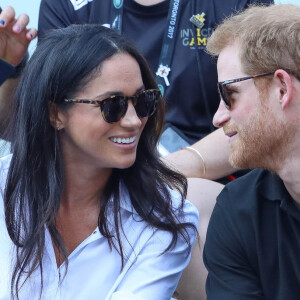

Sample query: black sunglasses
[217,72,273,109]
[64,89,161,123]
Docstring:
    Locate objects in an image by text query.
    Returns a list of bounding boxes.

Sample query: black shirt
[0,58,16,86]
[38,0,273,142]
[204,169,300,300]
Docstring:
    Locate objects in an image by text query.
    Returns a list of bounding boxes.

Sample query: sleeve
[203,188,264,300]
[110,200,199,300]
[38,0,77,40]
[0,59,16,86]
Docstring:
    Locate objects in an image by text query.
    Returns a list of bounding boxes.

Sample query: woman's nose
[120,100,142,127]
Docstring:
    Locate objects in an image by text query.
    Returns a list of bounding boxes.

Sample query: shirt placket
[44,227,102,300]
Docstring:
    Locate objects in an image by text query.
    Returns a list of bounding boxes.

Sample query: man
[204,4,300,299]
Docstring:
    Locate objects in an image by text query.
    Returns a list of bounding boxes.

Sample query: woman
[0,24,198,299]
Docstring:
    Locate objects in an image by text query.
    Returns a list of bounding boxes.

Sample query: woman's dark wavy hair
[4,24,196,299]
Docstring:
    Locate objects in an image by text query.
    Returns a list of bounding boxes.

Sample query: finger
[26,28,38,41]
[12,13,30,34]
[0,6,16,27]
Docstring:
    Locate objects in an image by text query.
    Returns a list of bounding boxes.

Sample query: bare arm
[163,128,237,180]
[175,178,224,300]
[0,6,37,138]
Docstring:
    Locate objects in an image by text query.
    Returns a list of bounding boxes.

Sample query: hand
[0,6,37,66]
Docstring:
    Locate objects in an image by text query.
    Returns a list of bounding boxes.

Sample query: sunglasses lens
[102,96,127,123]
[217,84,230,109]
[135,90,159,118]
[100,90,160,123]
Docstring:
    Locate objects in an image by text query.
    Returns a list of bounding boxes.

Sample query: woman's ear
[49,103,64,130]
[274,69,293,110]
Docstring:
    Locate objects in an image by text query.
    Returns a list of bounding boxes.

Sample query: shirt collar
[114,181,139,216]
[257,170,300,221]
[257,170,289,202]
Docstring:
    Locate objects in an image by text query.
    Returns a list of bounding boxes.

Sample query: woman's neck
[61,162,112,209]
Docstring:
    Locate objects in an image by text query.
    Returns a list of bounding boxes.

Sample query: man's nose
[213,100,230,128]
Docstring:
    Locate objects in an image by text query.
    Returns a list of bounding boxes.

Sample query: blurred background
[1,0,299,55]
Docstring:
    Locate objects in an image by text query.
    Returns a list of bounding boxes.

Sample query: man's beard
[224,100,295,172]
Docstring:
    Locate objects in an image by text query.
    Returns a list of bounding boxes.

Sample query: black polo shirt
[204,169,300,300]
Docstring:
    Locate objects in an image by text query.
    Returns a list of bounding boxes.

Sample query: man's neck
[278,156,300,206]
[134,0,165,6]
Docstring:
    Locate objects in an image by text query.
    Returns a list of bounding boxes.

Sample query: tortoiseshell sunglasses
[64,89,161,123]
[217,72,273,109]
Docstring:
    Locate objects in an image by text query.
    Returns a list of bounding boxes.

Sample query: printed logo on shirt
[180,26,213,50]
[69,0,94,11]
[113,0,123,9]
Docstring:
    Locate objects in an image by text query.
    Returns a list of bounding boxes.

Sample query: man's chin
[229,154,245,169]
[228,156,240,169]
[229,147,253,170]
[229,150,264,170]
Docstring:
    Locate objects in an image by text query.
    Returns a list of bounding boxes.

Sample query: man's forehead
[217,43,245,82]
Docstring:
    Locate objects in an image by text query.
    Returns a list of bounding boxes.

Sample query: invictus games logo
[179,12,213,50]
[180,26,213,49]
[113,0,123,9]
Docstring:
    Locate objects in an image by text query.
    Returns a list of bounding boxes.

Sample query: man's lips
[225,131,237,138]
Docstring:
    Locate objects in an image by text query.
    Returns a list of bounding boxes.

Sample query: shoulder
[140,187,199,255]
[0,155,13,297]
[207,169,272,235]
[120,182,199,227]
[0,154,11,212]
[168,187,199,228]
[217,168,271,210]
[0,154,11,190]
[38,0,111,38]
[119,182,199,248]
[206,169,277,248]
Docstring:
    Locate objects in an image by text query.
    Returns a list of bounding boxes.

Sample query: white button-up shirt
[0,155,198,300]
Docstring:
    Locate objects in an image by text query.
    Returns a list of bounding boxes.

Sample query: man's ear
[49,103,64,130]
[274,69,293,110]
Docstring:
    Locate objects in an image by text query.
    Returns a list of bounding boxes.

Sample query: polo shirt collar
[258,170,300,222]
[257,171,288,202]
